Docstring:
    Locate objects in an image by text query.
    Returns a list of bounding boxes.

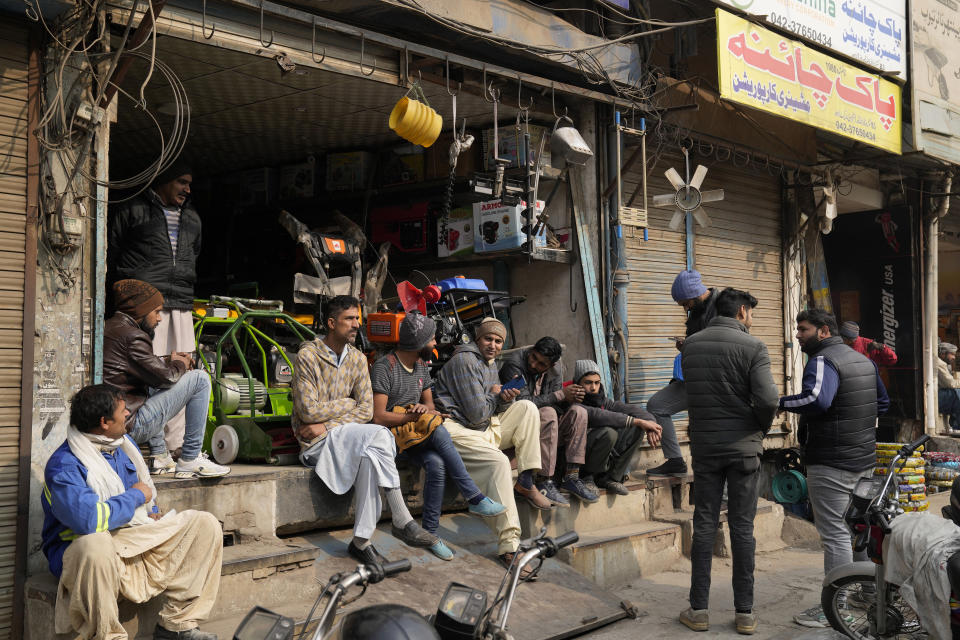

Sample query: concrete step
[558,520,683,588]
[652,498,787,557]
[631,471,696,519]
[517,479,650,538]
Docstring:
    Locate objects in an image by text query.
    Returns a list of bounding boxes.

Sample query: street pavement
[582,547,846,639]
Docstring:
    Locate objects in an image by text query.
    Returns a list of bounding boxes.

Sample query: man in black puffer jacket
[108,163,200,456]
[678,288,778,635]
[780,308,889,629]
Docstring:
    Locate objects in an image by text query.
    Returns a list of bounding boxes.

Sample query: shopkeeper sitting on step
[292,295,437,565]
[371,312,506,561]
[41,384,223,640]
[102,279,229,479]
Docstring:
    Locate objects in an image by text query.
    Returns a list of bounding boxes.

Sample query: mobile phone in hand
[502,375,526,391]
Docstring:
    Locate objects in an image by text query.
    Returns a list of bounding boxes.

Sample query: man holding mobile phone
[499,337,596,505]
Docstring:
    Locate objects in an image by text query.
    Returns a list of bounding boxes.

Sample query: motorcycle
[821,434,931,638]
[233,529,579,640]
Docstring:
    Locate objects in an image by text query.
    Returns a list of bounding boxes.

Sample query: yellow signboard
[716,9,902,154]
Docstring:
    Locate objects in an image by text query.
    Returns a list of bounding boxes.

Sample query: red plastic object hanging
[422,285,441,303]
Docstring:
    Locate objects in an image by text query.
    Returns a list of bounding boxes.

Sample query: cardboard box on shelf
[279,157,319,200]
[473,198,546,253]
[481,124,551,171]
[437,207,474,258]
[379,144,425,186]
[325,151,374,191]
[370,202,429,253]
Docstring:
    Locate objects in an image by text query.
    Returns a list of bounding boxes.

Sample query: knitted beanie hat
[474,317,507,342]
[671,270,708,303]
[573,359,602,384]
[152,161,193,187]
[113,279,163,319]
[397,312,437,351]
[839,321,860,339]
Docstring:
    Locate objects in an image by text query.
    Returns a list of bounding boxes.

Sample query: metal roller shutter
[623,147,784,443]
[0,19,28,640]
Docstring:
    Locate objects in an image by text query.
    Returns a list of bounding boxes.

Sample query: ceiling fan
[652,148,725,231]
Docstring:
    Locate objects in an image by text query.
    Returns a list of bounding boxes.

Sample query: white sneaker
[175,452,230,478]
[150,453,176,475]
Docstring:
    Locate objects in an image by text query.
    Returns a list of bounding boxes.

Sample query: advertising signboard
[716,9,902,153]
[713,0,906,78]
[911,0,960,165]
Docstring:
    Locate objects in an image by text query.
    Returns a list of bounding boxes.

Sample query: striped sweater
[292,338,373,449]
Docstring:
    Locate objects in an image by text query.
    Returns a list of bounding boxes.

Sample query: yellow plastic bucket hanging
[389,83,442,148]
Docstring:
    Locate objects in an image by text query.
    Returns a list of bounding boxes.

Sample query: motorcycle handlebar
[900,434,931,457]
[381,559,411,577]
[553,531,579,549]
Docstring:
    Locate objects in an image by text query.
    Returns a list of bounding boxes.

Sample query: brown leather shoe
[499,552,537,580]
[514,481,553,510]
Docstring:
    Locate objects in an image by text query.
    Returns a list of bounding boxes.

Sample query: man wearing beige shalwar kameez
[41,384,222,640]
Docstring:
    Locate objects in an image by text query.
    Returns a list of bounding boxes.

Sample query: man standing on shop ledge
[781,309,888,629]
[109,163,200,459]
[678,288,778,636]
[646,270,720,478]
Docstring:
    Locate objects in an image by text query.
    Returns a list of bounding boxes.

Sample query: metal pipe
[924,174,951,435]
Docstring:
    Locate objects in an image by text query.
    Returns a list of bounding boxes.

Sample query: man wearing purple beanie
[645,269,719,477]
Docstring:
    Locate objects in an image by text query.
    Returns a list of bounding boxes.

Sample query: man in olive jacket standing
[109,164,200,457]
[678,288,778,635]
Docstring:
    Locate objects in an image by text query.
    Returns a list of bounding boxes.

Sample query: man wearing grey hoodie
[433,317,550,574]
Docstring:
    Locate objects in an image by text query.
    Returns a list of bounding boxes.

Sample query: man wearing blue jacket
[42,384,222,640]
[780,309,889,629]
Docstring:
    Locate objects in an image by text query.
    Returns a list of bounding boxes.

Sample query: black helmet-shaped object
[332,604,440,640]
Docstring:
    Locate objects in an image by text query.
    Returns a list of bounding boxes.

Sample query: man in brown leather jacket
[103,280,229,479]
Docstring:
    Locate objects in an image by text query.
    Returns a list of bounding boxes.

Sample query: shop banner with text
[716,9,902,154]
[713,0,906,79]
[910,0,960,165]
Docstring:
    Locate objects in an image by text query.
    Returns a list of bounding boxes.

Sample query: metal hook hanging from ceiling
[482,66,494,103]
[311,17,325,63]
[258,0,274,47]
[359,33,376,76]
[517,75,533,112]
[202,0,215,39]
[551,82,567,119]
[445,57,460,97]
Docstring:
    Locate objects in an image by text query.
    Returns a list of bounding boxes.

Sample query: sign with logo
[822,206,920,420]
[713,0,906,78]
[716,9,902,154]
[910,0,960,165]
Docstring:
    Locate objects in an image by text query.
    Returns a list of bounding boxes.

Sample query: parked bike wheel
[822,573,926,639]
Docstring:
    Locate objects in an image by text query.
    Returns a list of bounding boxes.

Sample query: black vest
[801,337,878,472]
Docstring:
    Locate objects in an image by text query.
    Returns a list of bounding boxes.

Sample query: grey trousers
[806,464,873,575]
[645,380,685,459]
[538,405,588,476]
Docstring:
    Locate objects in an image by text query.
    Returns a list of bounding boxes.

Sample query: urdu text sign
[713,0,906,79]
[716,9,901,154]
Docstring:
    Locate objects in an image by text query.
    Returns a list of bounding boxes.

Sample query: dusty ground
[584,546,845,639]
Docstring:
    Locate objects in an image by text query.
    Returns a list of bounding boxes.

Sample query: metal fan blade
[700,189,725,203]
[690,165,708,190]
[669,209,685,231]
[692,207,711,227]
[652,193,676,207]
[664,167,685,190]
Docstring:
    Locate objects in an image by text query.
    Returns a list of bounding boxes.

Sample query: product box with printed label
[325,151,374,191]
[481,124,551,170]
[473,199,545,253]
[437,207,474,258]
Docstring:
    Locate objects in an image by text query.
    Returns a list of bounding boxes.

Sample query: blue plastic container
[438,277,488,293]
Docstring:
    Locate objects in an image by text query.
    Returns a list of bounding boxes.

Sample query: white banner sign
[911,0,960,164]
[713,0,907,79]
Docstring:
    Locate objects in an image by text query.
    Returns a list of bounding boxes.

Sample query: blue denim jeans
[129,369,211,460]
[401,425,482,534]
[941,388,960,428]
